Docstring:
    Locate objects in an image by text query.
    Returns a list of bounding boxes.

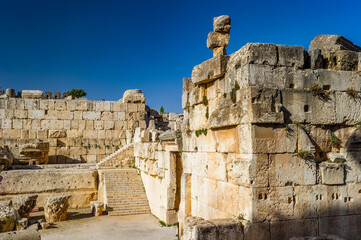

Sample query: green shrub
[65,89,87,98]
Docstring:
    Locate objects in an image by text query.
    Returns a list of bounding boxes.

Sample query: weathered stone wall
[0,168,98,208]
[0,97,146,164]
[179,35,361,239]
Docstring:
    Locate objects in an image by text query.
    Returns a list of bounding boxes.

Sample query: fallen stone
[0,229,41,240]
[309,35,361,52]
[0,146,14,170]
[19,142,49,165]
[213,15,231,33]
[15,218,28,230]
[44,195,71,223]
[21,90,43,99]
[90,201,104,217]
[12,194,38,218]
[0,206,18,232]
[122,89,145,103]
[40,221,49,229]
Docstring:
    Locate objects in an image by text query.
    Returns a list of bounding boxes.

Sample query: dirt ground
[31,209,178,240]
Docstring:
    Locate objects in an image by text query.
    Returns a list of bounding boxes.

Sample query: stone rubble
[44,195,71,223]
[12,194,38,218]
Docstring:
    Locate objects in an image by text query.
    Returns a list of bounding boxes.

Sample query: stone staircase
[103,169,150,216]
[96,143,134,168]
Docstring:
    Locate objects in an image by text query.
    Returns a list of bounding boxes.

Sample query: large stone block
[237,43,278,67]
[319,162,345,185]
[309,35,361,52]
[319,215,361,240]
[122,89,145,103]
[21,90,43,99]
[277,45,307,68]
[207,31,230,49]
[270,218,318,239]
[192,55,229,85]
[269,154,317,187]
[323,50,359,71]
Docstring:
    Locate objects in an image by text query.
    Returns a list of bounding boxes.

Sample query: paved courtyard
[34,210,177,240]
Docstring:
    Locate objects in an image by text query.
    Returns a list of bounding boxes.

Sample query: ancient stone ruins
[1,15,361,240]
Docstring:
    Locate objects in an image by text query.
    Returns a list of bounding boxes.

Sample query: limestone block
[14,109,28,119]
[0,206,18,232]
[191,55,229,85]
[54,101,67,111]
[216,181,246,217]
[15,218,28,230]
[269,154,317,187]
[227,154,269,187]
[213,15,231,33]
[320,162,345,185]
[249,86,283,123]
[12,119,23,129]
[85,120,94,130]
[21,90,43,99]
[297,127,316,153]
[309,35,361,52]
[0,200,12,207]
[190,218,244,240]
[24,99,39,110]
[94,121,104,130]
[13,194,37,218]
[49,130,67,138]
[104,120,114,130]
[207,31,230,49]
[67,100,88,111]
[282,90,336,124]
[293,185,323,219]
[95,101,111,111]
[235,43,278,68]
[270,218,318,240]
[0,146,14,170]
[277,45,307,68]
[44,195,71,223]
[251,125,297,154]
[90,201,104,217]
[1,119,11,129]
[2,130,21,139]
[252,186,294,221]
[309,48,324,69]
[319,215,361,240]
[57,111,73,120]
[122,89,145,103]
[83,111,101,120]
[206,153,227,181]
[112,102,127,112]
[242,221,270,240]
[335,92,361,124]
[74,111,82,120]
[41,120,64,130]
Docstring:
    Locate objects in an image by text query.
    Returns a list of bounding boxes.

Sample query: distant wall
[0,98,146,163]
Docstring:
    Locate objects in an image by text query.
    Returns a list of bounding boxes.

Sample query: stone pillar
[44,195,71,223]
[207,15,231,57]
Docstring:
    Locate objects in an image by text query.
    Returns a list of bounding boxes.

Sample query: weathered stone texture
[44,195,71,223]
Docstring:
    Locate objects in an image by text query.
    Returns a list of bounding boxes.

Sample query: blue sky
[0,0,360,112]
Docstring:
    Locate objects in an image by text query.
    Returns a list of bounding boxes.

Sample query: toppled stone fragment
[319,162,345,185]
[16,218,28,230]
[309,35,361,52]
[122,89,145,103]
[0,206,18,232]
[90,201,104,217]
[0,146,14,170]
[191,55,229,85]
[44,195,71,223]
[277,45,307,68]
[13,194,38,218]
[21,90,43,99]
[19,142,49,165]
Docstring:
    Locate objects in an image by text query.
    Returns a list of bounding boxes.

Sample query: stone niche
[19,142,49,165]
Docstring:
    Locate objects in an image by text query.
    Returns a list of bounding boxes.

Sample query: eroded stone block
[191,55,229,85]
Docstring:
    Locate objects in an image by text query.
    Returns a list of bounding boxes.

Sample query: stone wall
[0,168,98,208]
[0,92,146,164]
[178,34,361,239]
